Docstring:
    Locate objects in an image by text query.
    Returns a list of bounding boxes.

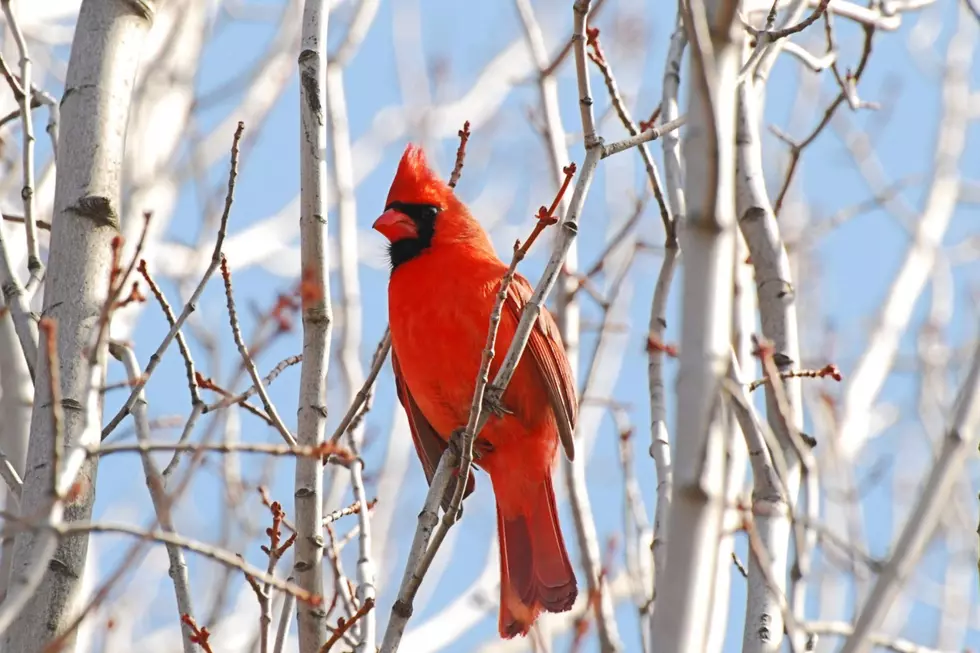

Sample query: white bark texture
[736,79,803,653]
[649,0,742,649]
[295,0,331,650]
[0,300,31,603]
[3,1,153,650]
[706,232,754,653]
[648,20,685,622]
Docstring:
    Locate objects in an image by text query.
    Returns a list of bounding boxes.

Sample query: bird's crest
[385,144,451,209]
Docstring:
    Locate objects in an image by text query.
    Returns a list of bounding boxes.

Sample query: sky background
[6,0,980,651]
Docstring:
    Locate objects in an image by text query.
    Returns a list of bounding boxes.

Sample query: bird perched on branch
[374,144,579,638]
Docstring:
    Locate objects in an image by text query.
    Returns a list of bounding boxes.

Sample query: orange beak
[373,208,418,242]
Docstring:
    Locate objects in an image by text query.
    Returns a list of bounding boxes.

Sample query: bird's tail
[495,474,578,638]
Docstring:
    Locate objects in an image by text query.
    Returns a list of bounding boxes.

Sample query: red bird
[374,145,579,637]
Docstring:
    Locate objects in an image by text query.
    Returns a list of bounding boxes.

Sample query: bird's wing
[505,275,578,461]
[391,350,475,507]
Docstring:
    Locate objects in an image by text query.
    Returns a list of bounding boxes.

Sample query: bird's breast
[386,252,550,442]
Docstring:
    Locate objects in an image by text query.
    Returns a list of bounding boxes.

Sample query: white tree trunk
[649,0,742,648]
[295,0,331,650]
[3,1,154,650]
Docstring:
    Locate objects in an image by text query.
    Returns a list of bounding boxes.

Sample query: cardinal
[373,144,579,637]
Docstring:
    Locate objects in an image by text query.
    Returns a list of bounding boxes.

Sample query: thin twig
[447,121,471,189]
[0,209,38,379]
[137,260,201,407]
[109,343,198,653]
[0,4,43,295]
[600,116,688,159]
[329,329,391,443]
[204,354,303,414]
[320,598,376,653]
[94,440,353,461]
[749,363,843,391]
[219,255,297,446]
[102,121,245,439]
[586,28,671,233]
[48,520,323,604]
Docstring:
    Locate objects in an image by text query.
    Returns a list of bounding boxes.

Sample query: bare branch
[219,256,298,446]
[109,342,197,653]
[102,121,245,439]
[0,3,43,295]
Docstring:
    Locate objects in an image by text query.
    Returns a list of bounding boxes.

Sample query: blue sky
[75,0,980,651]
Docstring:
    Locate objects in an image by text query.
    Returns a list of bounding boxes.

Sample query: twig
[0,5,43,295]
[203,355,302,414]
[0,209,38,379]
[320,598,376,653]
[219,256,297,446]
[324,498,376,526]
[137,260,201,407]
[600,116,688,159]
[0,447,22,499]
[329,329,391,443]
[749,363,843,391]
[251,499,298,653]
[0,215,50,231]
[586,28,671,232]
[110,343,197,653]
[161,403,206,481]
[180,614,215,653]
[273,579,296,653]
[344,428,376,649]
[94,440,353,461]
[102,121,245,439]
[323,523,358,624]
[744,0,831,41]
[771,26,875,215]
[447,121,471,189]
[50,520,323,603]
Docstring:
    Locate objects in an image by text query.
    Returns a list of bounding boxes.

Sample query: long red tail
[496,475,578,638]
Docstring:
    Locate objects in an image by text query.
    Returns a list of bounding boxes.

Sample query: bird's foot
[448,428,466,458]
[448,429,494,461]
[482,386,513,419]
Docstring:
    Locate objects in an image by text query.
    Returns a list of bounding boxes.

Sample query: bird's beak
[373,208,418,242]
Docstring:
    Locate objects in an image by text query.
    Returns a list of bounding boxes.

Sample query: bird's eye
[417,205,439,221]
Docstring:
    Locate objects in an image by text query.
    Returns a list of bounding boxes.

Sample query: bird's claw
[482,387,512,419]
[448,428,466,458]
